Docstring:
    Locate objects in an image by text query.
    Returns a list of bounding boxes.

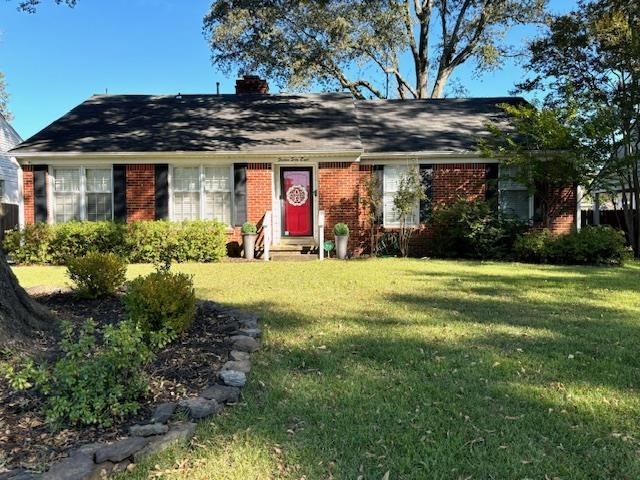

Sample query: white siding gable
[0,114,22,205]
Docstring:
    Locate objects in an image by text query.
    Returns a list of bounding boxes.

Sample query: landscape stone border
[0,305,261,480]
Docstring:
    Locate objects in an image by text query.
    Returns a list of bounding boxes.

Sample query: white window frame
[50,166,114,223]
[498,165,533,222]
[382,164,420,228]
[170,165,234,225]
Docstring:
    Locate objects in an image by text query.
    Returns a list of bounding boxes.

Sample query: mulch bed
[0,289,236,472]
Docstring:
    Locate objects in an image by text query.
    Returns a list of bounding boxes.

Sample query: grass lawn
[13,259,640,479]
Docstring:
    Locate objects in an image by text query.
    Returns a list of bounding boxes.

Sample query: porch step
[269,242,319,260]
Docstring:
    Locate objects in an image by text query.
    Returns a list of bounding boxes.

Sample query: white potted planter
[333,222,349,259]
[241,222,257,260]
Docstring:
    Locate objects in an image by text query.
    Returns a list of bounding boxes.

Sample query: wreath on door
[286,184,308,206]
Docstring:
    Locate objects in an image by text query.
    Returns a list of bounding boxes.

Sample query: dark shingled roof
[355,97,526,153]
[13,93,362,154]
[12,94,525,155]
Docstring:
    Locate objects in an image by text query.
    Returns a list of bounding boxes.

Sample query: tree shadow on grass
[151,292,640,480]
[191,304,640,479]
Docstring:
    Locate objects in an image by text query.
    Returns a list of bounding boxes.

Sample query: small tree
[480,102,587,228]
[393,167,426,257]
[360,173,383,256]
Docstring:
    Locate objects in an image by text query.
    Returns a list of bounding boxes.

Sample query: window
[382,165,420,228]
[86,169,112,221]
[173,167,200,221]
[499,166,531,221]
[204,166,232,225]
[52,167,113,223]
[0,178,5,199]
[172,165,232,224]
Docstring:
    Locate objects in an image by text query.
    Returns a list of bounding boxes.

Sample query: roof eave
[13,149,364,164]
[360,150,498,163]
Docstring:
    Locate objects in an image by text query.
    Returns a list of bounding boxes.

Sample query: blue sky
[0,0,575,139]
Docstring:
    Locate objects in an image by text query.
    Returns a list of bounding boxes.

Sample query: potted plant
[333,222,349,259]
[241,222,257,260]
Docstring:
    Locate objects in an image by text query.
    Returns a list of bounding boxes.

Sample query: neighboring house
[10,76,577,256]
[0,113,22,240]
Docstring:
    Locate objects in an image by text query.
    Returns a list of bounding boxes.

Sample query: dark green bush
[66,252,127,299]
[514,226,628,265]
[555,226,626,265]
[3,220,227,265]
[430,199,526,259]
[514,229,555,263]
[4,319,152,428]
[124,270,197,340]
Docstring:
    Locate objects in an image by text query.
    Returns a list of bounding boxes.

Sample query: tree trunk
[0,252,56,346]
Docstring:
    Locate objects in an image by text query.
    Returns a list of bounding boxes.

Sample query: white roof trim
[15,149,363,164]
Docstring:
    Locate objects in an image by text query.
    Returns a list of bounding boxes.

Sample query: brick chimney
[235,75,269,95]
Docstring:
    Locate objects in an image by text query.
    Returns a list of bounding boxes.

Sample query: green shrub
[124,270,197,340]
[549,226,628,265]
[241,222,257,234]
[514,226,628,265]
[173,221,228,263]
[333,222,349,236]
[4,319,152,428]
[430,199,526,259]
[2,224,54,264]
[514,229,555,263]
[124,220,174,264]
[66,252,127,299]
[126,220,227,264]
[49,221,126,264]
[3,220,227,265]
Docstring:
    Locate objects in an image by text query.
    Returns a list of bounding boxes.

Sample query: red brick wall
[22,166,35,225]
[536,186,577,235]
[355,163,490,256]
[318,162,366,253]
[126,164,155,222]
[432,163,487,206]
[247,163,272,225]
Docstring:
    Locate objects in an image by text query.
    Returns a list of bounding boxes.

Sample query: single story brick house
[10,77,577,257]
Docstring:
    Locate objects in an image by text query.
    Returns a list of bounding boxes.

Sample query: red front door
[281,168,313,236]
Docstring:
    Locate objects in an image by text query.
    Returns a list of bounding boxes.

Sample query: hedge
[3,220,228,265]
[514,226,629,266]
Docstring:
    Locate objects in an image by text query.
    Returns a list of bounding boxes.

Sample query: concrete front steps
[269,237,319,261]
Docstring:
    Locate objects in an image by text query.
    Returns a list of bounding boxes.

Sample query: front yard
[13,259,640,479]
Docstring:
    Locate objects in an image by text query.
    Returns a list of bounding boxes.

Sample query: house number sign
[286,184,308,206]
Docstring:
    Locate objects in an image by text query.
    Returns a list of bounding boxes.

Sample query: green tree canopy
[517,0,640,256]
[203,0,548,99]
[480,102,588,228]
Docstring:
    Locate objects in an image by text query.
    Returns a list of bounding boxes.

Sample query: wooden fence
[0,203,19,243]
[581,209,637,237]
